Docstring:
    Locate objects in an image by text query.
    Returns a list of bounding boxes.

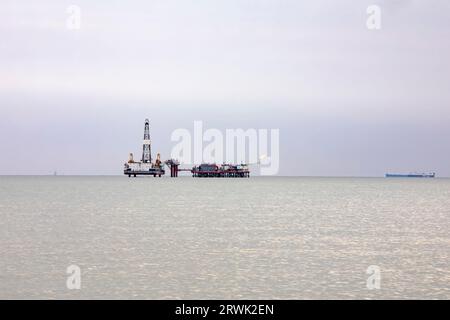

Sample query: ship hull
[385,173,435,178]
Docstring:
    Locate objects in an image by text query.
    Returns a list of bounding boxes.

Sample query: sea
[1,176,449,299]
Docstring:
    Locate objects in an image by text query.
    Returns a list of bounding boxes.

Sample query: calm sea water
[0,176,449,299]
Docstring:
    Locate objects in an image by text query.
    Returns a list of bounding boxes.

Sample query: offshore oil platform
[124,119,250,178]
[123,119,165,177]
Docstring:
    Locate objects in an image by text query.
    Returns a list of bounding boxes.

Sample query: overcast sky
[1,0,450,176]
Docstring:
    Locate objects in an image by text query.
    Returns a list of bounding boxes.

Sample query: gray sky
[1,0,450,176]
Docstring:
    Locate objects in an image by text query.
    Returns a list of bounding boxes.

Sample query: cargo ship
[385,172,435,178]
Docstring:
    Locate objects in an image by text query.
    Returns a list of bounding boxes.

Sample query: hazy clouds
[1,0,450,175]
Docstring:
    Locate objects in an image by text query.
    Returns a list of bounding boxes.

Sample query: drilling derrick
[142,119,152,163]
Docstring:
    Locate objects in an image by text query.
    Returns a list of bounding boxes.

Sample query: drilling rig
[123,119,165,177]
